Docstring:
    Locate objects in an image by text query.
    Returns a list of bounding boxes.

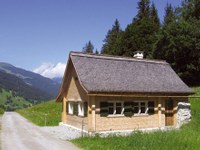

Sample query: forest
[82,0,200,86]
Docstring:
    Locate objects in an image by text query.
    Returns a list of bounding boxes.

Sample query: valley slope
[0,62,61,110]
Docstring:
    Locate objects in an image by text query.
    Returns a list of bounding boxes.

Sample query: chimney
[133,51,144,59]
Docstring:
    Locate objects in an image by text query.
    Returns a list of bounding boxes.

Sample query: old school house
[56,51,194,133]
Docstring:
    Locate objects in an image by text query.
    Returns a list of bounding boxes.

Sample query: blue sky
[0,0,182,78]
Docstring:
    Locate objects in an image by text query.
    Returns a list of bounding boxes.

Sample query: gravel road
[1,112,80,150]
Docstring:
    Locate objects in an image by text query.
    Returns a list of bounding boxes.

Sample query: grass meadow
[17,100,62,126]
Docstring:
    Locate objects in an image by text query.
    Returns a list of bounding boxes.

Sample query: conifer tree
[163,3,176,25]
[95,49,99,54]
[122,0,160,58]
[101,19,123,55]
[150,2,160,27]
[180,0,200,20]
[135,0,150,21]
[153,1,200,85]
[82,41,94,54]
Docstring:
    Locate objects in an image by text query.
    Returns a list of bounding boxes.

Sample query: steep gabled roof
[70,52,194,94]
[57,51,194,101]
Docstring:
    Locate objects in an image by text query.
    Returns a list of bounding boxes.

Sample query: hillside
[52,77,63,84]
[0,71,53,101]
[17,100,62,126]
[0,62,60,101]
[0,88,31,111]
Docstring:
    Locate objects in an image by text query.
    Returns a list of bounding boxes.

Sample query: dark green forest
[84,0,200,86]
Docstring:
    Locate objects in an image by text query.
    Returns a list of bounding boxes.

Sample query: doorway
[165,99,174,126]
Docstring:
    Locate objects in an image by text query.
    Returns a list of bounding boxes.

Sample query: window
[100,101,155,117]
[73,102,78,116]
[78,103,84,116]
[133,101,148,115]
[108,102,124,115]
[148,101,155,114]
[108,102,114,115]
[116,102,123,114]
[124,102,134,116]
[100,102,108,117]
[68,102,73,115]
[68,101,87,117]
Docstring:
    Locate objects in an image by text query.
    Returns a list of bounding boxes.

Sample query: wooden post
[158,98,162,128]
[44,114,47,126]
[62,97,67,123]
[173,99,178,126]
[88,96,96,133]
[91,97,96,132]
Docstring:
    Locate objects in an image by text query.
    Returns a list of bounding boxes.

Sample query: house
[56,51,194,134]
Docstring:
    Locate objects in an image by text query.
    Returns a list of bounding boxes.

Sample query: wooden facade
[56,52,194,133]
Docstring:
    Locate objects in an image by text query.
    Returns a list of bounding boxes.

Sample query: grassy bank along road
[17,100,62,126]
[1,112,80,150]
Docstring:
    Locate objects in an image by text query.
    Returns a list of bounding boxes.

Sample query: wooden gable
[57,57,88,102]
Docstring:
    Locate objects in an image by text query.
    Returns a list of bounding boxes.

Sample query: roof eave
[87,90,195,97]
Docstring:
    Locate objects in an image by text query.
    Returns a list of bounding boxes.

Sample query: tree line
[82,0,200,86]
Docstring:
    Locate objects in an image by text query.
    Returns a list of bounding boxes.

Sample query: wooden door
[165,99,174,126]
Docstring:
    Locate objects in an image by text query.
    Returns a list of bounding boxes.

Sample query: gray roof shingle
[70,52,194,95]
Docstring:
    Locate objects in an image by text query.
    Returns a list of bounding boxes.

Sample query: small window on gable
[73,102,78,116]
[78,102,84,116]
[68,102,73,115]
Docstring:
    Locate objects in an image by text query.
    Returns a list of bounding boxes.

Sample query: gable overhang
[56,56,71,102]
[56,53,89,102]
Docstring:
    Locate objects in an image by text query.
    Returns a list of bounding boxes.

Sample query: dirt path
[1,112,80,150]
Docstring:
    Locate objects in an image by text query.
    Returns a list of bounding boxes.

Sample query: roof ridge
[70,51,168,65]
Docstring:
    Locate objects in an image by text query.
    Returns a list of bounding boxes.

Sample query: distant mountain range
[52,77,63,84]
[0,62,61,102]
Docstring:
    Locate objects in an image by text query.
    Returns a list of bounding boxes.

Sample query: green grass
[17,100,62,126]
[72,87,200,150]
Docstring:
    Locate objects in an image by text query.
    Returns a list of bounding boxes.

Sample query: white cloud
[33,62,66,79]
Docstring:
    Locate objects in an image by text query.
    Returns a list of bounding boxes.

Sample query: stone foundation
[177,102,191,127]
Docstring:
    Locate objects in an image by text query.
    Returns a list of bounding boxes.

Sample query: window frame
[108,101,124,116]
[133,101,149,116]
[68,101,74,115]
[78,102,84,116]
[99,101,155,117]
